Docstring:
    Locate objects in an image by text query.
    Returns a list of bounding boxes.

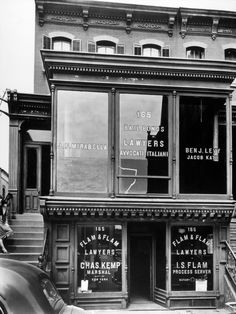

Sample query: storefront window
[119,94,169,194]
[56,90,108,193]
[171,226,213,291]
[179,96,226,194]
[77,225,122,292]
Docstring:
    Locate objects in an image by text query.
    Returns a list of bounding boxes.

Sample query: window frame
[76,222,124,295]
[170,223,215,292]
[176,93,230,199]
[52,87,231,199]
[52,37,72,51]
[142,44,161,57]
[225,48,236,61]
[186,46,205,59]
[134,44,169,57]
[115,90,173,197]
[42,35,81,52]
[54,87,113,197]
[87,40,124,54]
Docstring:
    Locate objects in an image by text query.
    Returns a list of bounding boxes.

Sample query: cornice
[35,1,236,38]
[40,197,235,220]
[179,9,236,39]
[36,0,177,35]
[41,51,236,83]
[7,91,51,119]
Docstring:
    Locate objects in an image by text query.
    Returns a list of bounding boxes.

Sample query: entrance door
[24,144,50,212]
[130,236,152,300]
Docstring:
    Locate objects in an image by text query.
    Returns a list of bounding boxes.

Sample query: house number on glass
[136,111,152,118]
[95,226,105,231]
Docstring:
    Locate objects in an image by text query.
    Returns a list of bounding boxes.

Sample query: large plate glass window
[171,226,214,291]
[77,225,122,292]
[179,96,226,194]
[119,93,169,194]
[56,90,108,193]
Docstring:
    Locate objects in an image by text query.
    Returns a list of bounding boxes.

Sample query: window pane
[26,148,37,189]
[119,94,169,194]
[186,46,204,59]
[77,225,122,292]
[143,45,161,57]
[225,49,236,60]
[57,91,108,193]
[134,45,142,55]
[179,97,226,194]
[97,41,115,54]
[53,38,71,51]
[171,226,214,291]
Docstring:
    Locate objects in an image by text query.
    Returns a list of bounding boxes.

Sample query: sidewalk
[86,299,234,314]
[88,302,232,314]
[91,309,231,314]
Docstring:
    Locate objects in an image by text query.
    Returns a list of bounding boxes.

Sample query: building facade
[6,0,236,309]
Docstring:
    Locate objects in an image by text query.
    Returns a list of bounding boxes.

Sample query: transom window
[225,48,236,60]
[186,46,205,59]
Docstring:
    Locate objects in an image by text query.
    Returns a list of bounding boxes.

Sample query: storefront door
[130,235,152,300]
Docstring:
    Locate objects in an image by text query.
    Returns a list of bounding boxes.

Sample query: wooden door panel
[24,145,41,213]
[52,223,72,304]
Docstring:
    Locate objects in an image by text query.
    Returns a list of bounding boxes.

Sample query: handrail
[223,240,236,260]
[38,227,50,272]
[222,240,236,287]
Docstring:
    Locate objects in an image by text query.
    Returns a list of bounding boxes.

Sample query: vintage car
[0,258,85,314]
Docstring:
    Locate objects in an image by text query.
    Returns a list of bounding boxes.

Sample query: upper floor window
[97,40,116,54]
[55,89,228,197]
[225,48,236,60]
[143,44,161,57]
[57,90,109,193]
[52,37,71,51]
[186,46,205,59]
[88,40,124,54]
[119,94,169,195]
[134,44,169,57]
[179,96,226,194]
[43,35,81,52]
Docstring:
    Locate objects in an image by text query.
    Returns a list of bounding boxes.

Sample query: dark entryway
[130,235,152,299]
[23,144,50,212]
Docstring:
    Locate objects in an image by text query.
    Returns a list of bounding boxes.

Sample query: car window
[41,278,65,313]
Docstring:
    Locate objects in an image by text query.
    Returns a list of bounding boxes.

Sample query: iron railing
[223,240,236,287]
[38,227,50,273]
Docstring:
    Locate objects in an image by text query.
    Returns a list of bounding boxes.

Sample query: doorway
[23,144,50,212]
[130,235,152,300]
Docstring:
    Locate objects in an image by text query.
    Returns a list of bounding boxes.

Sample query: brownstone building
[6,0,236,309]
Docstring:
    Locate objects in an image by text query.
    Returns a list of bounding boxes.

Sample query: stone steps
[0,213,44,266]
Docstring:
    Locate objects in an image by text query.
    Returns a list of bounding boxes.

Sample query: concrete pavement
[85,299,235,314]
[91,310,231,314]
[87,302,233,314]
